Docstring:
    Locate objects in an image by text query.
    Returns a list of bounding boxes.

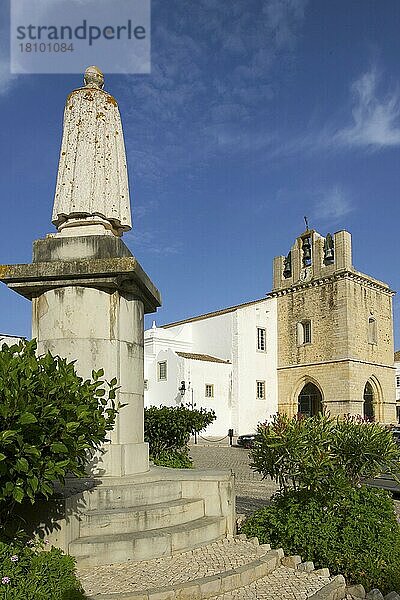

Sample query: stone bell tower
[270,228,396,422]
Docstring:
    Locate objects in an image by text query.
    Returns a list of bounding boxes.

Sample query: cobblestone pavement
[78,538,267,595]
[78,538,330,599]
[208,566,329,599]
[190,443,278,516]
[189,442,400,520]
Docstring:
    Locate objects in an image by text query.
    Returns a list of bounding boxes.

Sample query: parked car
[366,427,400,494]
[236,433,257,448]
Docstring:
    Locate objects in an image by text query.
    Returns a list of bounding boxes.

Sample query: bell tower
[270,229,395,422]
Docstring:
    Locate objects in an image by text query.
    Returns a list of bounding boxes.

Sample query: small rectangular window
[396,376,400,388]
[205,384,214,398]
[257,327,266,351]
[297,321,312,345]
[368,318,377,344]
[303,321,311,344]
[158,361,167,381]
[256,380,266,399]
[144,379,148,391]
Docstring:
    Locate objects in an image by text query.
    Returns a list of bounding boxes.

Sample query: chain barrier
[198,434,230,443]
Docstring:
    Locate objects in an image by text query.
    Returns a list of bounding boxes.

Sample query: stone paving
[208,567,330,600]
[78,538,268,596]
[78,538,330,599]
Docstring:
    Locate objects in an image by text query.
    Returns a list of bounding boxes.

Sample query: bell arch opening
[298,382,323,417]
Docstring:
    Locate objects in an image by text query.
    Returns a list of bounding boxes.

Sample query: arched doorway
[298,382,323,417]
[363,381,374,421]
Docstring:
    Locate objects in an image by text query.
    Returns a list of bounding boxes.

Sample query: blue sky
[0,0,400,348]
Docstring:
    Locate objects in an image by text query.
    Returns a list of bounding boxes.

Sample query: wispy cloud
[120,0,308,183]
[125,230,182,256]
[333,67,400,149]
[312,186,354,225]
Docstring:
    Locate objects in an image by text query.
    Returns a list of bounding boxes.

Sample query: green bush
[251,413,400,493]
[144,405,216,467]
[151,449,193,468]
[0,340,119,527]
[241,485,400,594]
[0,538,86,599]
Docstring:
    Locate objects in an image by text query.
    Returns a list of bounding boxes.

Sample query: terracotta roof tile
[176,352,231,364]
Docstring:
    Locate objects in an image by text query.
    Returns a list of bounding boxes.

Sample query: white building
[0,334,24,346]
[144,297,278,437]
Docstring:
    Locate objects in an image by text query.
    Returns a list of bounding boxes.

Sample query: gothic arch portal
[363,376,383,422]
[291,376,324,417]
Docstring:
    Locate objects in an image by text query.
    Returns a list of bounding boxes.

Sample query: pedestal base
[89,442,149,477]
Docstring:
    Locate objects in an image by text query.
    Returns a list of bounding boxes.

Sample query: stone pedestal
[0,234,161,477]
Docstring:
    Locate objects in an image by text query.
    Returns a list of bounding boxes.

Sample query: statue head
[84,66,104,89]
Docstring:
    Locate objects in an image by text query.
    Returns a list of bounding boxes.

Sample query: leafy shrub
[0,538,86,599]
[241,485,400,594]
[0,340,119,527]
[144,405,216,466]
[251,413,400,493]
[151,449,193,468]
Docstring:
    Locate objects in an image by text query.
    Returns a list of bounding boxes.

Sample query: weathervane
[304,216,309,231]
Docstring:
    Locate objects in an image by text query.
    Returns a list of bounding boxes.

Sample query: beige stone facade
[271,229,396,423]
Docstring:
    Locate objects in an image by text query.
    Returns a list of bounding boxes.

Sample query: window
[303,321,311,344]
[158,361,167,381]
[257,327,266,351]
[297,320,311,345]
[368,317,377,344]
[144,379,148,391]
[256,380,266,400]
[396,376,400,388]
[205,384,214,398]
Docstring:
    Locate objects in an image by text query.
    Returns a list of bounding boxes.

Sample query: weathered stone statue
[52,66,132,237]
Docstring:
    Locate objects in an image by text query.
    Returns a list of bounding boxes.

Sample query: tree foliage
[0,339,119,526]
[250,413,400,494]
[241,486,400,594]
[144,405,216,466]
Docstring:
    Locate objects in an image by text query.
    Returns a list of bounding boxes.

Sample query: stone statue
[52,66,132,237]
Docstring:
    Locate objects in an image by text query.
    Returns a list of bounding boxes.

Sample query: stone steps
[71,516,226,566]
[78,538,341,600]
[85,479,184,510]
[80,497,205,536]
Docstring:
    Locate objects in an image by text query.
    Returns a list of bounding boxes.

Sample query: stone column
[1,234,161,477]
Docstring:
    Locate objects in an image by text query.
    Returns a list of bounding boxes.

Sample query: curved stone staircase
[78,536,346,600]
[39,467,235,567]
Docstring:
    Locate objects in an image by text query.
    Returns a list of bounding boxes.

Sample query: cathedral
[145,228,396,435]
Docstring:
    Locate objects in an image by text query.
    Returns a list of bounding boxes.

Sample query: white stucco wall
[182,358,232,437]
[233,297,278,435]
[0,334,24,346]
[144,297,278,436]
[145,348,185,408]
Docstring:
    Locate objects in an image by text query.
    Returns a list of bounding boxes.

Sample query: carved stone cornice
[269,269,395,298]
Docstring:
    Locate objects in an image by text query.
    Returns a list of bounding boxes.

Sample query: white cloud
[119,0,308,182]
[126,230,182,256]
[312,186,354,225]
[334,67,400,148]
